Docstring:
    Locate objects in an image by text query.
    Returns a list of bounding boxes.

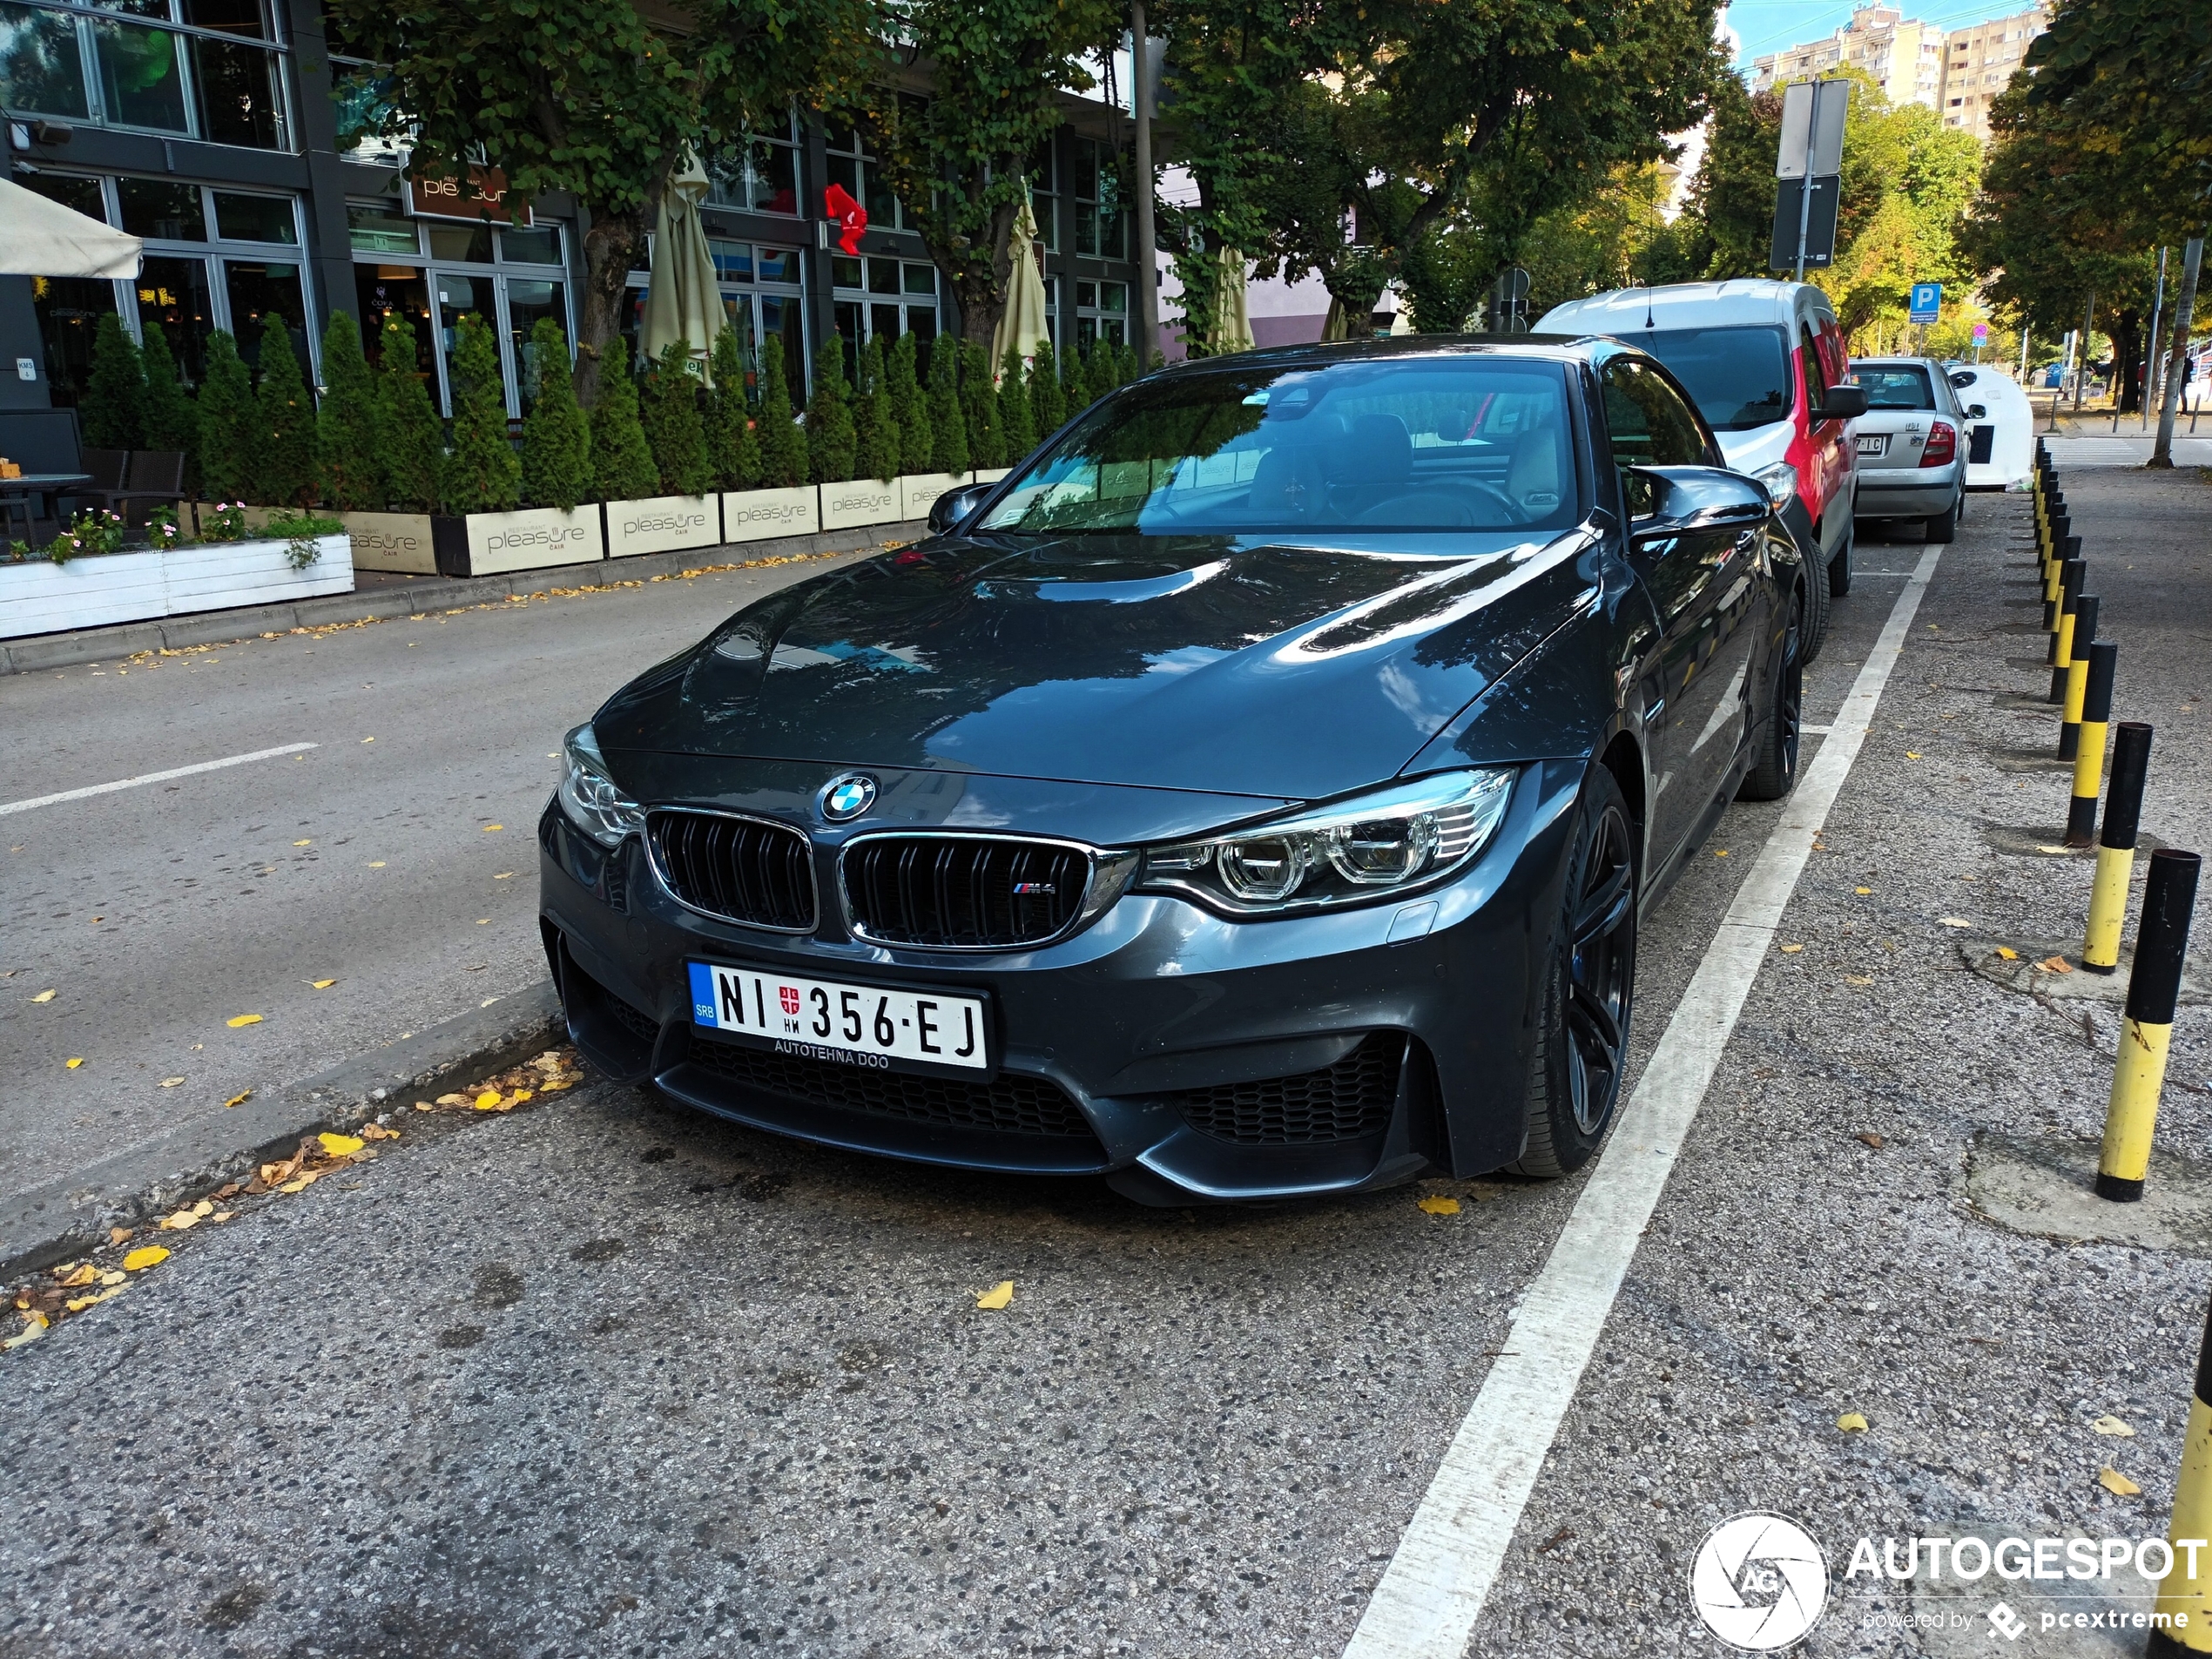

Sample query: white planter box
[898,472,964,522]
[0,533,354,640]
[338,511,439,575]
[605,495,721,559]
[435,506,604,577]
[721,486,819,543]
[819,479,903,531]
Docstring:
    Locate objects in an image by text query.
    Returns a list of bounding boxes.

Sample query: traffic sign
[1909,283,1942,324]
[1973,322,1989,343]
[1769,176,1839,270]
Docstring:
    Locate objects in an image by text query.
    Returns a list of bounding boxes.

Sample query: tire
[1924,495,1959,543]
[1799,535,1832,667]
[1737,579,1804,802]
[1508,766,1638,1178]
[1827,514,1854,597]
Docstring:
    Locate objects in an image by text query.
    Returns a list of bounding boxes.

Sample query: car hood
[1715,420,1794,475]
[593,529,1601,800]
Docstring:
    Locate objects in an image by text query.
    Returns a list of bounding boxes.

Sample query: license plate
[688,961,990,1073]
[1856,434,1887,456]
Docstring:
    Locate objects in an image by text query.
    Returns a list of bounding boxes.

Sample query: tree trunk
[2151,234,2204,468]
[574,208,650,409]
[948,195,1020,351]
[2113,310,2143,414]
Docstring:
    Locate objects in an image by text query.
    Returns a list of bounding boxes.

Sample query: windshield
[1632,326,1793,431]
[1854,365,1935,409]
[977,357,1581,535]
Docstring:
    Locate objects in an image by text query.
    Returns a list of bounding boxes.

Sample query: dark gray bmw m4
[538,336,1808,1204]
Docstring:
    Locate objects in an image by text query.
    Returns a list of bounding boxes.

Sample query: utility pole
[1130,0,1157,372]
[2074,293,2095,416]
[2143,247,2168,430]
[2150,233,2203,469]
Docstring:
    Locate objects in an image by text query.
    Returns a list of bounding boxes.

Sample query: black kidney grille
[843,837,1089,948]
[682,1028,1096,1139]
[1173,1034,1406,1145]
[649,811,816,930]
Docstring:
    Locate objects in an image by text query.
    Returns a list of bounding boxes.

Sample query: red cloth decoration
[823,185,867,255]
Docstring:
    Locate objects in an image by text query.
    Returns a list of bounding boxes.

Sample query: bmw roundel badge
[819,772,878,822]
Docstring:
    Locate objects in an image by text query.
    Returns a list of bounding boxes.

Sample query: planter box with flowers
[2,505,353,641]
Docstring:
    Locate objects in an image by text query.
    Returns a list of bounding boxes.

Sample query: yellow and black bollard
[2147,1292,2212,1656]
[2094,848,2202,1203]
[2046,543,2080,635]
[2058,599,2101,752]
[2049,560,2087,691]
[2082,721,2153,967]
[2063,641,2118,822]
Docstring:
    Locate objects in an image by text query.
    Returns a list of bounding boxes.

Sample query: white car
[1847,357,1966,542]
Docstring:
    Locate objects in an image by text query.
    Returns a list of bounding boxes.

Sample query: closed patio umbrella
[991,192,1052,374]
[0,177,141,278]
[1209,246,1253,354]
[640,149,723,386]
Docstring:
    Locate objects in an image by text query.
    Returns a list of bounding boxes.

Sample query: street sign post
[1768,177,1839,270]
[1909,283,1942,325]
[1770,80,1847,280]
[1490,266,1531,334]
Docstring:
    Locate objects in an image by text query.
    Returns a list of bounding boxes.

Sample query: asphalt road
[6,476,2212,1658]
[0,551,867,1202]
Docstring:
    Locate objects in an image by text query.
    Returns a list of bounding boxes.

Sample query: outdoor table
[0,472,91,543]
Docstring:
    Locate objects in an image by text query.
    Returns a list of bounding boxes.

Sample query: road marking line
[0,742,318,817]
[1344,542,1945,1659]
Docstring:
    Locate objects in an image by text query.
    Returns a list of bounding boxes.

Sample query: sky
[1722,0,2039,68]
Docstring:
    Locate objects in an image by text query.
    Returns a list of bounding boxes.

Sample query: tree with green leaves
[756,335,808,487]
[1028,345,1065,436]
[195,330,256,502]
[927,334,969,475]
[377,315,444,512]
[887,333,933,475]
[806,332,857,484]
[83,314,145,450]
[440,313,521,515]
[998,344,1037,459]
[254,321,319,508]
[847,0,1117,349]
[316,312,384,511]
[590,357,658,501]
[705,324,760,489]
[327,0,873,405]
[138,327,196,484]
[854,335,900,483]
[521,318,593,510]
[644,340,715,496]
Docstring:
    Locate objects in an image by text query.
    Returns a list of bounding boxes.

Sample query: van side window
[1799,323,1829,413]
[1602,358,1706,481]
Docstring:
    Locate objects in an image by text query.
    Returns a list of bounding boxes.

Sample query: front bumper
[1854,460,1961,517]
[536,759,1584,1204]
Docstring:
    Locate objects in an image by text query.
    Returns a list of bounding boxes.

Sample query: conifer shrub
[315,312,384,511]
[961,341,1002,470]
[439,312,521,515]
[756,336,808,488]
[138,327,198,492]
[705,325,760,489]
[377,314,444,513]
[644,339,715,496]
[927,334,968,475]
[253,320,319,508]
[520,318,591,512]
[856,336,900,483]
[806,332,858,484]
[998,345,1037,462]
[589,354,659,502]
[1028,344,1065,437]
[83,313,145,450]
[887,332,933,475]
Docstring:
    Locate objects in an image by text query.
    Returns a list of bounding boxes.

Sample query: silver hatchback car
[1848,357,1967,542]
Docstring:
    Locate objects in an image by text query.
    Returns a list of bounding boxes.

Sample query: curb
[0,978,566,1281]
[0,519,926,677]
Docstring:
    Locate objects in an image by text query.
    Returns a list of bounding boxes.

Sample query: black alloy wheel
[1510,767,1638,1177]
[1738,582,1804,802]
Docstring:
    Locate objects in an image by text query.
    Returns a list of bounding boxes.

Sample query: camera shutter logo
[819,773,878,821]
[1689,1513,1829,1650]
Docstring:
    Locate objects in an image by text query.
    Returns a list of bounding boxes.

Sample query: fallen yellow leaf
[2100,1468,2141,1497]
[482,824,504,833]
[192,1199,212,1217]
[1779,943,1804,954]
[494,872,515,880]
[1417,1195,1462,1215]
[474,1090,503,1110]
[1714,848,1730,858]
[122,1244,170,1271]
[1938,917,1970,928]
[318,1131,365,1157]
[309,979,337,989]
[1994,946,2019,961]
[65,1057,83,1069]
[223,1089,252,1109]
[212,1211,233,1223]
[510,1089,533,1104]
[2093,1415,2135,1438]
[56,1264,97,1287]
[293,839,312,846]
[361,736,374,743]
[1905,751,1922,759]
[1844,974,1874,987]
[277,1170,320,1194]
[108,1227,132,1245]
[1837,1413,1869,1433]
[226,1014,262,1028]
[158,1076,185,1088]
[98,1271,125,1286]
[157,1211,199,1231]
[2036,844,2071,855]
[2037,954,2074,974]
[414,1101,434,1111]
[1854,887,1872,895]
[3,1318,47,1351]
[30,988,55,1003]
[368,861,386,868]
[974,1280,1015,1311]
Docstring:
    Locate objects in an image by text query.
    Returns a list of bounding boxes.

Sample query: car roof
[1851,356,1943,368]
[1536,280,1830,332]
[1144,334,1624,380]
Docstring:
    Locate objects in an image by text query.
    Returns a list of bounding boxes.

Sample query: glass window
[135,253,214,385]
[225,257,307,371]
[981,359,1581,535]
[760,293,805,401]
[832,299,862,367]
[192,32,284,150]
[870,301,900,342]
[1028,138,1057,253]
[830,254,862,290]
[179,0,266,38]
[1602,357,1707,471]
[30,274,117,408]
[116,176,205,239]
[1630,326,1792,432]
[867,257,899,295]
[91,17,188,132]
[708,134,799,215]
[0,2,89,117]
[347,202,418,254]
[903,262,935,298]
[507,280,568,412]
[20,170,107,221]
[756,246,798,285]
[707,239,752,282]
[501,224,563,266]
[212,190,294,244]
[717,291,755,393]
[433,269,502,408]
[427,223,494,264]
[352,264,435,380]
[1856,364,1934,408]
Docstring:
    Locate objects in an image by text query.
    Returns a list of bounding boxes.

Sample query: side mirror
[1625,465,1771,548]
[927,481,995,536]
[1817,383,1869,420]
[1966,403,1987,421]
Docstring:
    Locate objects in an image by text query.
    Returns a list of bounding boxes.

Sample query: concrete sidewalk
[0,517,927,678]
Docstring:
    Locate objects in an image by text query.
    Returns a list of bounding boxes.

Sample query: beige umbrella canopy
[1209,246,1253,354]
[640,149,722,387]
[1319,296,1351,343]
[990,193,1052,375]
[0,177,140,278]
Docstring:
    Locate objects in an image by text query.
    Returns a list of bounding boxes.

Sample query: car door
[1602,354,1764,867]
[1799,309,1854,544]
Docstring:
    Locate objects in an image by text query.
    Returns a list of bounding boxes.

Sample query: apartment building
[1940,7,2048,142]
[1750,5,1946,111]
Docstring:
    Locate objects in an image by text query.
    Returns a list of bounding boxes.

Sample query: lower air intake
[1172,1034,1406,1145]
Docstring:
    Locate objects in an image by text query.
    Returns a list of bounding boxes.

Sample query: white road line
[0,742,318,817]
[1344,542,1946,1659]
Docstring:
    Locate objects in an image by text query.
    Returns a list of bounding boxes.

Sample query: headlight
[557,724,644,847]
[1137,769,1515,916]
[1753,462,1797,509]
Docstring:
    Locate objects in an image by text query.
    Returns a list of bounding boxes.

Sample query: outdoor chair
[70,448,127,518]
[107,450,187,527]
